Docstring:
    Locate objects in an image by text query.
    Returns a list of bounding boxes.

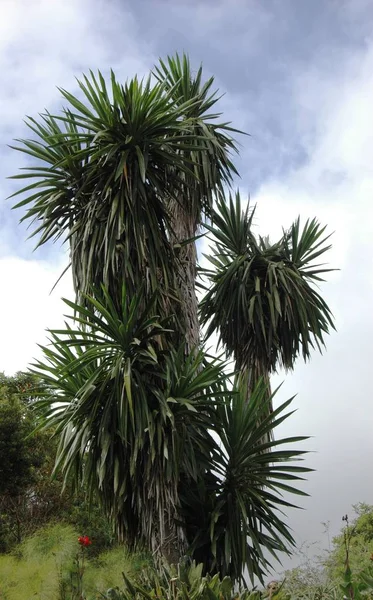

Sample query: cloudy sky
[1,0,373,576]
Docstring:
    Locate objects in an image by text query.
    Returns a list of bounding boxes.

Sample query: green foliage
[11,73,181,305]
[325,505,373,582]
[83,546,150,597]
[200,192,335,373]
[0,372,41,496]
[182,377,311,584]
[0,372,67,550]
[30,285,230,555]
[339,512,373,600]
[10,56,238,320]
[343,565,373,600]
[27,281,311,582]
[0,372,115,554]
[281,551,339,600]
[0,524,78,600]
[0,523,148,600]
[281,505,373,600]
[65,496,115,556]
[101,561,262,600]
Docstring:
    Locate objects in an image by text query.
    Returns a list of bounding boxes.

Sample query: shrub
[101,561,263,600]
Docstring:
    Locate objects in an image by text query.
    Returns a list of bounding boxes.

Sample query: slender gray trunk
[160,521,186,566]
[169,200,200,352]
[239,359,273,446]
[157,199,201,564]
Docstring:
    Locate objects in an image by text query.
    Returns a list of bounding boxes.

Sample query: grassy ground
[0,523,148,599]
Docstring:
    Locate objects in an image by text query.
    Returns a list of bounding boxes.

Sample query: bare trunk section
[240,359,274,446]
[157,199,200,565]
[169,200,200,352]
[161,520,186,566]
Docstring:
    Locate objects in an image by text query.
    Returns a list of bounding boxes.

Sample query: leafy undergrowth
[0,523,148,600]
[3,515,373,600]
[0,524,278,600]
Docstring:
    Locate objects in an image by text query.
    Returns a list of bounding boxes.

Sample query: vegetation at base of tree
[282,504,373,600]
[326,504,373,581]
[2,506,373,599]
[7,53,335,583]
[0,372,114,555]
[0,523,149,600]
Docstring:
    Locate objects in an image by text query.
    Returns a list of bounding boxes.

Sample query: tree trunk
[169,200,200,352]
[161,519,186,566]
[160,201,200,563]
[240,358,273,446]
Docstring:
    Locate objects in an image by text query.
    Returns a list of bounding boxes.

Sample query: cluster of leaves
[102,561,265,600]
[10,56,239,336]
[200,192,335,374]
[182,377,311,583]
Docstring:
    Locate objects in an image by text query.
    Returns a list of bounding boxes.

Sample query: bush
[0,523,77,600]
[64,496,115,556]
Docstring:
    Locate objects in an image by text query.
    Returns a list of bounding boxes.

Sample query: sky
[1,0,373,577]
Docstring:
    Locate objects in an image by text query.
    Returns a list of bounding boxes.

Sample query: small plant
[68,535,92,600]
[340,515,373,600]
[100,561,263,600]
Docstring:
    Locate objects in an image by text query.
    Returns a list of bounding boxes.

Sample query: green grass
[83,546,149,596]
[0,523,149,600]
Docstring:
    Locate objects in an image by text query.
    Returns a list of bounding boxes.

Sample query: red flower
[78,535,92,547]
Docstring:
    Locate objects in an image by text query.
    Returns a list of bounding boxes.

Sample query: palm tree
[11,72,186,332]
[10,57,239,563]
[10,56,332,582]
[31,286,228,560]
[200,192,335,424]
[11,55,238,351]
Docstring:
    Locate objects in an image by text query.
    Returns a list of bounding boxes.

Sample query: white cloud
[0,0,152,375]
[249,34,373,568]
[194,30,373,570]
[0,256,73,375]
[0,0,151,129]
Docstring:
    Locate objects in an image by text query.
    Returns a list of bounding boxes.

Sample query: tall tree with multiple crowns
[10,54,334,584]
